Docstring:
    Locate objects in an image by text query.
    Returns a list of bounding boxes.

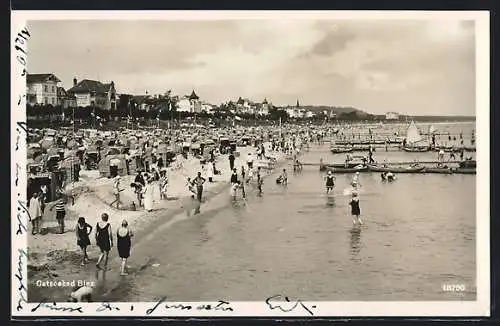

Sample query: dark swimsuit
[96,222,111,252]
[117,229,131,259]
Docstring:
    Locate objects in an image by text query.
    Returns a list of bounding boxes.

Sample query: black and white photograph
[11,11,490,317]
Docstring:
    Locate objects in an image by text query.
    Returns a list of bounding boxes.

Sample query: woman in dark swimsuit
[95,213,113,270]
[349,192,362,225]
[325,171,336,194]
[76,217,92,266]
[117,220,133,276]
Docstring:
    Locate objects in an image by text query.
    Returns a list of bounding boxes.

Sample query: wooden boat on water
[423,167,453,174]
[330,147,353,154]
[403,120,430,152]
[403,146,430,152]
[326,166,368,173]
[368,164,425,173]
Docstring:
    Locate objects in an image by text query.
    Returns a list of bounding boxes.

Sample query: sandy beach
[27,144,288,301]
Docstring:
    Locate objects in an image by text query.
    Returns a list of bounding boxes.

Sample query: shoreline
[27,145,289,302]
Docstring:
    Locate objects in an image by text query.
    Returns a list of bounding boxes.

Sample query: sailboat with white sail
[403,120,430,152]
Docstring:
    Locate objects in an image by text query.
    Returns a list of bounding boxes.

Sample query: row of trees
[26,103,370,123]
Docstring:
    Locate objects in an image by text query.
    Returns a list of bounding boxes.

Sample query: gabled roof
[189,90,199,100]
[67,79,114,94]
[27,73,61,84]
[57,87,67,97]
[263,98,268,104]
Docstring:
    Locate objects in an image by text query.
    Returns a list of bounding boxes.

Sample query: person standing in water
[325,170,336,194]
[351,171,361,189]
[117,220,133,276]
[95,213,113,271]
[257,167,263,196]
[193,172,206,202]
[281,168,288,186]
[349,191,362,225]
[240,166,246,198]
[76,217,92,266]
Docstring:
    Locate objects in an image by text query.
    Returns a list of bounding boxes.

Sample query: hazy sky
[27,19,476,115]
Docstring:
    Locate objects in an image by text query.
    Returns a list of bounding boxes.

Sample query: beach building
[57,87,77,108]
[177,90,202,113]
[26,73,61,106]
[286,99,305,118]
[386,111,399,120]
[67,78,117,110]
[132,95,152,111]
[236,97,258,115]
[256,98,270,116]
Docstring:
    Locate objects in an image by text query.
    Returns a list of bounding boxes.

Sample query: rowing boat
[368,165,425,173]
[423,167,453,174]
[326,166,368,173]
[403,146,429,153]
[330,147,353,154]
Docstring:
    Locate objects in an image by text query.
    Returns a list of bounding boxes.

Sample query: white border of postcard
[11,10,490,317]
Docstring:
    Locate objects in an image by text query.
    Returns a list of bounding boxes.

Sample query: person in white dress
[143,179,154,212]
[207,162,214,183]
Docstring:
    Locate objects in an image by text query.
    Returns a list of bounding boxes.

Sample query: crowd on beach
[26,121,476,301]
[27,123,336,301]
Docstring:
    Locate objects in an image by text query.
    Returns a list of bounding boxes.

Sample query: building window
[52,98,55,104]
[52,86,55,93]
[44,97,48,104]
[44,85,48,92]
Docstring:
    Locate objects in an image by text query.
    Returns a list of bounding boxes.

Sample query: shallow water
[107,131,476,302]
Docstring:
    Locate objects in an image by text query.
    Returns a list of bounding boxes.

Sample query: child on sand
[349,191,362,225]
[76,217,93,266]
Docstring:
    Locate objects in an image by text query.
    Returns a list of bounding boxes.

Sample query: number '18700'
[442,284,466,292]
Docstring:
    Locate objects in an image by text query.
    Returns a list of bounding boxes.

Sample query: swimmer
[351,171,361,188]
[325,170,336,194]
[349,191,362,225]
[387,171,396,182]
[281,169,288,186]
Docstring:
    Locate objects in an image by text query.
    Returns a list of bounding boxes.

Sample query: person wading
[349,191,362,225]
[95,213,113,271]
[325,170,336,194]
[193,172,206,202]
[257,167,263,196]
